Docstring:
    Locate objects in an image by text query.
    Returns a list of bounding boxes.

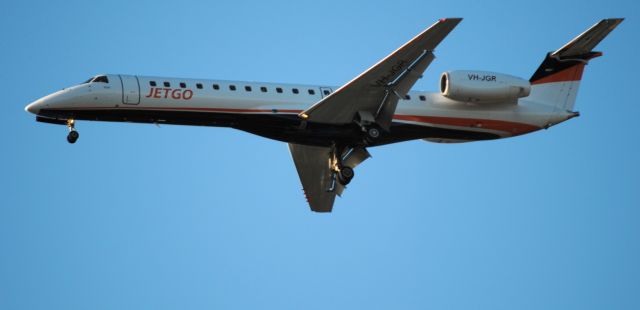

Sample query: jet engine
[440,70,531,103]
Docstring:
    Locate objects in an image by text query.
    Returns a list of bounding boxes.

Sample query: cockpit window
[82,75,109,84]
[92,75,109,83]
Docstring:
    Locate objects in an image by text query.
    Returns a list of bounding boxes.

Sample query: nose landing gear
[66,119,79,144]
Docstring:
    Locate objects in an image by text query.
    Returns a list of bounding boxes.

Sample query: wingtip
[601,18,624,28]
[440,17,463,23]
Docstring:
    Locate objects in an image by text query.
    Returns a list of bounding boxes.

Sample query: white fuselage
[26,74,574,145]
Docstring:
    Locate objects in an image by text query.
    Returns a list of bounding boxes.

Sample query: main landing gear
[337,166,354,185]
[330,146,356,187]
[362,125,381,145]
[331,145,362,187]
[354,111,382,144]
[366,127,380,139]
[328,124,381,188]
[66,119,79,144]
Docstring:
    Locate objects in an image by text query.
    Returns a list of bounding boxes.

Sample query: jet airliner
[26,18,623,212]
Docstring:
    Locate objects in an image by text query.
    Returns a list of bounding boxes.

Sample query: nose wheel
[66,119,79,144]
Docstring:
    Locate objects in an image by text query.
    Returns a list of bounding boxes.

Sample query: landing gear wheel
[67,130,79,144]
[367,127,381,139]
[338,166,355,185]
[363,126,381,145]
[65,119,78,144]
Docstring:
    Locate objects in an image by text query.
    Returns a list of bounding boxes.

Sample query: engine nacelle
[440,70,531,103]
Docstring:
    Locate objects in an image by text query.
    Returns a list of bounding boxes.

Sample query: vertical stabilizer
[528,18,623,111]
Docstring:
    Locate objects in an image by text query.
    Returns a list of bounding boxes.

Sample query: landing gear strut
[327,144,370,191]
[66,119,79,144]
[330,145,356,186]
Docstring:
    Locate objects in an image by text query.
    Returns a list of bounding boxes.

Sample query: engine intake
[440,70,531,103]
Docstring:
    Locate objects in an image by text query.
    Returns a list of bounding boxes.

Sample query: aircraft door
[119,75,140,104]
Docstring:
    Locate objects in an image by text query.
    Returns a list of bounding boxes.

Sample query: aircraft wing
[288,143,370,212]
[299,18,462,131]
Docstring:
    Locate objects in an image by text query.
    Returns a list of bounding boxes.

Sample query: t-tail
[527,18,623,113]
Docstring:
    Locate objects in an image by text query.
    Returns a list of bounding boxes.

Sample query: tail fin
[528,18,623,111]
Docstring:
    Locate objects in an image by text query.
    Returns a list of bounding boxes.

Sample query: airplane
[25,18,623,212]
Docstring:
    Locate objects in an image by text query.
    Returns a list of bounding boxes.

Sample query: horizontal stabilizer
[553,18,624,58]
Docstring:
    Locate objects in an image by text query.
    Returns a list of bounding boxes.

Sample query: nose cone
[25,89,72,115]
[25,100,42,115]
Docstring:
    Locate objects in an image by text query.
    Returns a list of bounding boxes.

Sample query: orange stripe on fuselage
[57,106,305,114]
[393,115,540,135]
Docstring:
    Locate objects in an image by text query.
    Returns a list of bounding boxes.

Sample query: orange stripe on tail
[531,63,586,85]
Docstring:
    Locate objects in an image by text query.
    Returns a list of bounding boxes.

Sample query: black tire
[338,166,354,185]
[67,131,79,144]
[341,166,354,179]
[367,127,380,139]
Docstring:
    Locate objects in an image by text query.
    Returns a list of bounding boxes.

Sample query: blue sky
[1,0,638,309]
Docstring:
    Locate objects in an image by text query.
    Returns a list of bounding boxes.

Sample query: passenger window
[229,85,236,91]
[164,81,171,87]
[323,90,331,96]
[276,87,283,93]
[245,86,252,92]
[308,89,315,95]
[260,86,267,92]
[292,88,299,94]
[180,82,187,88]
[404,95,411,100]
[213,84,220,90]
[93,76,109,83]
[150,81,157,87]
[419,95,426,101]
[196,83,203,89]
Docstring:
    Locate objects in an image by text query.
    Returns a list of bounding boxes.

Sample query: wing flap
[375,51,435,130]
